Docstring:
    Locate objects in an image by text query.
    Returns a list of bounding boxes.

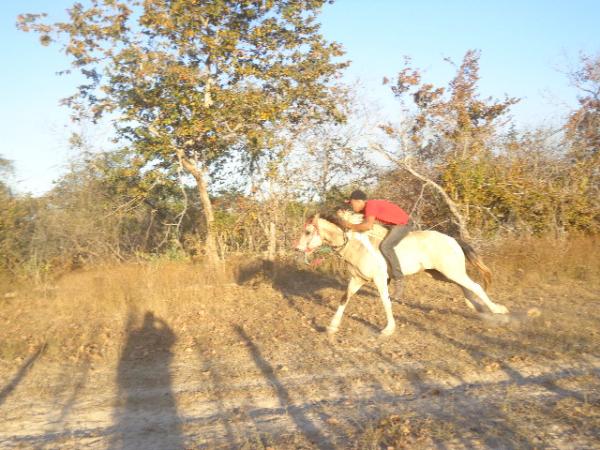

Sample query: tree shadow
[0,343,46,406]
[234,325,337,450]
[53,358,91,427]
[112,311,183,450]
[392,313,599,448]
[194,337,238,447]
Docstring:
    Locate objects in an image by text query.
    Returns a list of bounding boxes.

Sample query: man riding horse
[336,190,412,297]
[296,197,509,335]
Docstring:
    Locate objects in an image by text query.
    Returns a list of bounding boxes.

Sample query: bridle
[303,218,349,254]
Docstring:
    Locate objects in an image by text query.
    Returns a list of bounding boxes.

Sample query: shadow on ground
[112,311,183,450]
[0,344,46,407]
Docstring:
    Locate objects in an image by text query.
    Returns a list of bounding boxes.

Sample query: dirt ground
[1,249,599,449]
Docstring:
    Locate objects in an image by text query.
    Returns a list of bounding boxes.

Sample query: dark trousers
[380,223,412,279]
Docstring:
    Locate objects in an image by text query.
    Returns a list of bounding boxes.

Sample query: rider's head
[347,189,367,213]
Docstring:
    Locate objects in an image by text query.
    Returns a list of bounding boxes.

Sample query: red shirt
[364,199,409,226]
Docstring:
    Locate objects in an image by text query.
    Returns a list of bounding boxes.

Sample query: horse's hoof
[493,305,509,315]
[380,326,395,336]
[327,326,338,335]
[464,299,478,311]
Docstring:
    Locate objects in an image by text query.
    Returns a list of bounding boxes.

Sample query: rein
[307,218,349,254]
[329,226,349,253]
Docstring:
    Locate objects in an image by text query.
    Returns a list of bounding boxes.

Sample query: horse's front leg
[374,274,396,336]
[328,276,365,334]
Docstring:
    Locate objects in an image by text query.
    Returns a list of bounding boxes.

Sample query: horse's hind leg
[447,272,509,314]
[328,276,365,334]
[459,286,485,312]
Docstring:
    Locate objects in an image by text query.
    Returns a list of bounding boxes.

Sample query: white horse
[295,213,509,336]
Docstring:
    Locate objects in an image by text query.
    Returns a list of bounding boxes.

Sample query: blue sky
[1,0,598,195]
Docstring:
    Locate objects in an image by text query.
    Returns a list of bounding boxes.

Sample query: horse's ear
[312,213,320,224]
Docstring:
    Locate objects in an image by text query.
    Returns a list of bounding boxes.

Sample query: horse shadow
[237,258,516,338]
[235,258,343,295]
[235,258,388,334]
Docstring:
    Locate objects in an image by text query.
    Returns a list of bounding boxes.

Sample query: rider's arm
[343,215,375,232]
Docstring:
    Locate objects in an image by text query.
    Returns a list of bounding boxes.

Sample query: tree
[566,53,600,160]
[263,87,378,201]
[0,157,18,272]
[379,51,519,235]
[18,0,347,262]
[563,53,600,231]
[0,157,38,277]
[388,50,518,163]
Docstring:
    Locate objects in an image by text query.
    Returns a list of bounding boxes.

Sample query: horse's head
[295,214,323,254]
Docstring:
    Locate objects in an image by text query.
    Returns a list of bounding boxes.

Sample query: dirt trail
[1,264,599,448]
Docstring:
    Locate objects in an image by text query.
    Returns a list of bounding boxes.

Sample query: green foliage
[384,51,599,236]
[4,28,597,281]
[0,158,38,276]
[390,50,519,163]
[565,54,600,160]
[18,1,348,260]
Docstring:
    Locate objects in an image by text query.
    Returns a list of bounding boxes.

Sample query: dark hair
[349,189,367,200]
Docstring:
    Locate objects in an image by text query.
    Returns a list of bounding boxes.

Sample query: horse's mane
[306,211,344,230]
[321,213,345,229]
[306,212,344,230]
[309,210,390,238]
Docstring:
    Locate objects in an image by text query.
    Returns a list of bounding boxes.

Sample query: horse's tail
[457,239,491,290]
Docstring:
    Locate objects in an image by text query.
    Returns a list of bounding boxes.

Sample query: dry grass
[350,234,600,448]
[0,236,599,448]
[0,260,241,363]
[2,235,597,364]
[484,234,600,285]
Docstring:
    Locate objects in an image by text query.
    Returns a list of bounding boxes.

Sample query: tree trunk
[195,168,219,263]
[178,153,220,263]
[267,221,276,261]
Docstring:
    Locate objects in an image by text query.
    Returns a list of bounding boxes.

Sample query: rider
[337,189,412,296]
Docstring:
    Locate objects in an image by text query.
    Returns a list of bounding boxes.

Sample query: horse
[295,213,509,336]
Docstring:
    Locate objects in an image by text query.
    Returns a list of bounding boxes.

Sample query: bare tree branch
[371,143,471,240]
